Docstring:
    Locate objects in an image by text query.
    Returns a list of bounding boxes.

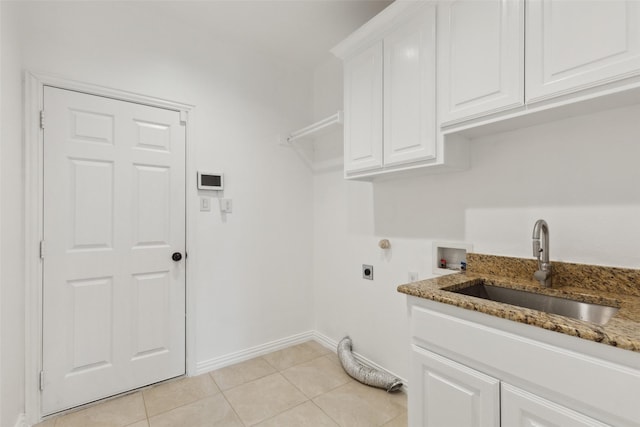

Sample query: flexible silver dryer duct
[337,336,403,392]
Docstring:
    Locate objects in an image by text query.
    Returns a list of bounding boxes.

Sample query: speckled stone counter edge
[397,253,640,353]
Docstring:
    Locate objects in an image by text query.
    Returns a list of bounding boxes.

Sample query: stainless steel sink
[447,282,619,326]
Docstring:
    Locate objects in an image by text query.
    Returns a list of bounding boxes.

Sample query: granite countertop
[397,253,640,353]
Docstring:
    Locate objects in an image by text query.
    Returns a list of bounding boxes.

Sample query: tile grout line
[141,376,223,423]
[208,372,249,427]
[248,400,311,427]
[310,382,352,427]
[220,346,325,426]
[140,390,150,426]
[209,356,276,393]
[218,390,248,426]
[276,351,351,427]
[310,399,343,427]
[264,367,315,425]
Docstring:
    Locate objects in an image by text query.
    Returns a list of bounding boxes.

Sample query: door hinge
[39,371,45,391]
[39,240,45,260]
[40,110,45,129]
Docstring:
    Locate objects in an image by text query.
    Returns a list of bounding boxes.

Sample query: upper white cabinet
[383,7,437,167]
[333,2,468,179]
[335,0,640,178]
[526,0,640,103]
[438,0,524,125]
[438,0,640,133]
[343,41,384,173]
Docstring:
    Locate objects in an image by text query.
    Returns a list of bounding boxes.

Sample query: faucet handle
[534,269,549,282]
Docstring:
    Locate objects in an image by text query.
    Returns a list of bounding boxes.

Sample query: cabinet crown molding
[331,0,430,59]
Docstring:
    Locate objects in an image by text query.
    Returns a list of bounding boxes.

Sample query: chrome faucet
[532,219,552,287]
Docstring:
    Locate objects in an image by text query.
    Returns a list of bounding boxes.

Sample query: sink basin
[447,282,619,326]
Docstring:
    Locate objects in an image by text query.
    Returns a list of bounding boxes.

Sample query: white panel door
[410,346,500,427]
[438,0,524,125]
[527,0,640,102]
[42,87,186,414]
[343,41,384,174]
[383,3,436,167]
[502,384,610,427]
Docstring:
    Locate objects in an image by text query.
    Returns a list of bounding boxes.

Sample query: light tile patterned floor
[36,341,407,427]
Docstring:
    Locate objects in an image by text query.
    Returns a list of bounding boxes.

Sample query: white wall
[1,1,3,422]
[2,2,316,424]
[0,2,4,425]
[312,58,640,382]
[1,3,26,426]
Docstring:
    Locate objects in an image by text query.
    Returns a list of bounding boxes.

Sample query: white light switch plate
[220,199,233,213]
[200,197,211,211]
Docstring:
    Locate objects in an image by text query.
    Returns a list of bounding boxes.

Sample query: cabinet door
[502,384,609,427]
[383,4,436,167]
[343,41,384,174]
[527,0,640,103]
[438,0,524,125]
[410,346,500,427]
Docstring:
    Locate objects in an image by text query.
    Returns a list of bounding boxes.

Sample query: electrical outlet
[362,264,373,280]
[408,271,419,282]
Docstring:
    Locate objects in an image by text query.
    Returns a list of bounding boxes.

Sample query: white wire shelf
[286,111,343,143]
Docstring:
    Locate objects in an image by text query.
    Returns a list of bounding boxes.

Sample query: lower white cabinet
[411,346,611,427]
[407,297,640,427]
[410,346,499,427]
[502,384,609,427]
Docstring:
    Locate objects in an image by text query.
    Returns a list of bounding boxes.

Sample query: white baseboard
[195,330,315,375]
[13,413,27,427]
[312,331,409,391]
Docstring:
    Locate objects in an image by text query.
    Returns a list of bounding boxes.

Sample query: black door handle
[172,252,182,262]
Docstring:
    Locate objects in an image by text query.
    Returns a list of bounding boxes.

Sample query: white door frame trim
[24,71,197,424]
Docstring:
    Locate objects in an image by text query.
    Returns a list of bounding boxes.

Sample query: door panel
[42,86,186,414]
[410,345,500,427]
[438,0,524,124]
[132,272,170,358]
[502,383,609,427]
[68,159,114,249]
[68,277,113,373]
[132,165,170,246]
[383,3,436,167]
[527,0,640,102]
[343,41,384,174]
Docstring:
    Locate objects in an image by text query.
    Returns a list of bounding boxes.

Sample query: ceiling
[152,0,393,70]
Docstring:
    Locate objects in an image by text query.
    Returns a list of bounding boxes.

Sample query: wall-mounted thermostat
[197,172,224,190]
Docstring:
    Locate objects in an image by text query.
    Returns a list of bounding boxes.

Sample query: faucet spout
[532,219,552,287]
